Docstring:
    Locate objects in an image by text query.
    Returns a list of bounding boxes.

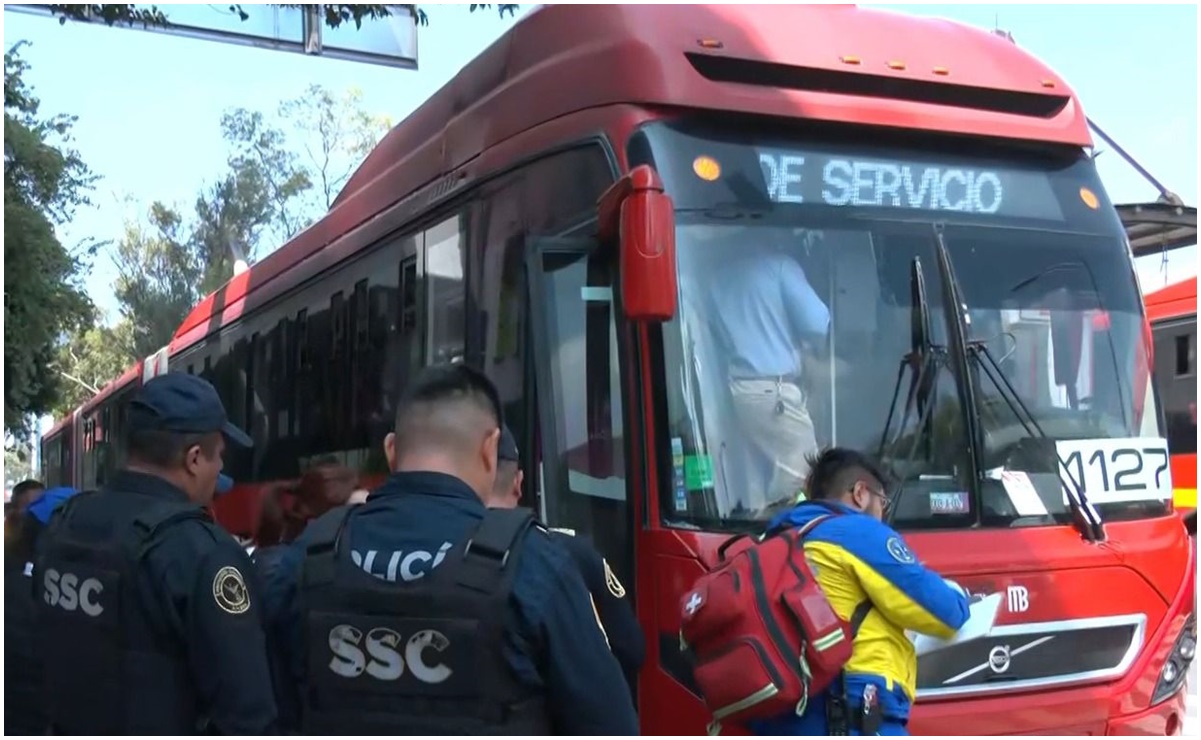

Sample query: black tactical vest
[299,505,552,735]
[33,489,209,735]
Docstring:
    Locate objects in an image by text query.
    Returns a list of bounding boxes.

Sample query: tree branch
[57,369,101,395]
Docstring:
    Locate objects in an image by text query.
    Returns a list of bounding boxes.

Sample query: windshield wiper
[968,339,1106,541]
[931,227,1106,543]
[878,256,949,525]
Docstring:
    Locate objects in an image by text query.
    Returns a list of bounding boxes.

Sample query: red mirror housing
[598,165,678,322]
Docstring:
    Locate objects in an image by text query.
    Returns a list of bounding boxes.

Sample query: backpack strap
[794,513,835,539]
[301,505,354,589]
[848,599,872,638]
[453,507,534,594]
[792,513,875,637]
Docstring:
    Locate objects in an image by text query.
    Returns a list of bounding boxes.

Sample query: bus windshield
[635,123,1167,532]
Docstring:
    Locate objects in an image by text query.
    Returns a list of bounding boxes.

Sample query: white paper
[909,593,1003,656]
[987,468,1050,517]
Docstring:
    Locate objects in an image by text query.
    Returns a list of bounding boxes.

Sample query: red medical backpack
[679,512,869,734]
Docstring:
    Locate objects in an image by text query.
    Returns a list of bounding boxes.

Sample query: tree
[191,162,275,294]
[50,321,137,419]
[3,42,94,439]
[5,441,35,486]
[221,83,392,248]
[54,81,392,411]
[220,108,312,246]
[279,85,392,210]
[111,204,205,358]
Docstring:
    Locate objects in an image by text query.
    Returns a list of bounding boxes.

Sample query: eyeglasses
[850,482,892,511]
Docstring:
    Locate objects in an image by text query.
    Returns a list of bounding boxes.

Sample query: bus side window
[426,215,467,365]
[1155,319,1197,455]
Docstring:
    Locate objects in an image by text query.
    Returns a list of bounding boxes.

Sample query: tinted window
[1154,317,1197,455]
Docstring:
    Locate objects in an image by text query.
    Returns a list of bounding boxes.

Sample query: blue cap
[128,373,252,448]
[27,487,79,525]
[499,424,519,462]
[216,473,234,496]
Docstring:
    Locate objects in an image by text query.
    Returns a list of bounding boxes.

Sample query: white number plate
[1055,437,1172,505]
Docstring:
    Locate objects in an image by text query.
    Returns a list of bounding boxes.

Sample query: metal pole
[1087,118,1182,206]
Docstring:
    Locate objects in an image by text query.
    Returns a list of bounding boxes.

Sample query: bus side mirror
[597,165,677,322]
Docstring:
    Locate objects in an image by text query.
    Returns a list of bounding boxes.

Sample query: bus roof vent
[685,52,1070,119]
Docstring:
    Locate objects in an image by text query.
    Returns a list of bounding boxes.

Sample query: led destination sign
[756,149,1068,221]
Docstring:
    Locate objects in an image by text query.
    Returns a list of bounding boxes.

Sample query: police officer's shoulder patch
[212,565,250,615]
[603,558,626,599]
[886,536,917,564]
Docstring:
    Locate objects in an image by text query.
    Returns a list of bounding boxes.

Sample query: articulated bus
[1146,277,1197,515]
[43,5,1194,734]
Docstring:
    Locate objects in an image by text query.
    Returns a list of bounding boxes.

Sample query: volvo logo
[987,645,1011,674]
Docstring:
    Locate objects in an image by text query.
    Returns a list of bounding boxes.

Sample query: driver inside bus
[708,233,830,511]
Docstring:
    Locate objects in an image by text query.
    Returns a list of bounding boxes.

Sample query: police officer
[487,423,646,698]
[32,372,277,734]
[750,447,970,736]
[263,363,639,734]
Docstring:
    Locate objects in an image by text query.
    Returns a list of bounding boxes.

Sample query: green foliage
[53,82,391,412]
[111,208,205,358]
[5,442,36,485]
[26,0,519,427]
[50,322,137,419]
[3,42,94,439]
[220,108,312,243]
[278,85,393,209]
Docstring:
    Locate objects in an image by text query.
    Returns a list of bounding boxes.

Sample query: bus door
[525,237,636,603]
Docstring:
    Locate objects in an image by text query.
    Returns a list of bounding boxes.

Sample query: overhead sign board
[5,4,419,70]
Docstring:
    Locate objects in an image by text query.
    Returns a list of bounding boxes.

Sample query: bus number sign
[1055,437,1172,505]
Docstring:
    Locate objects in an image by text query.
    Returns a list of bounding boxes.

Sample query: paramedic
[751,447,970,736]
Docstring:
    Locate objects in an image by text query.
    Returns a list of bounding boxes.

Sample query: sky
[3,2,1197,321]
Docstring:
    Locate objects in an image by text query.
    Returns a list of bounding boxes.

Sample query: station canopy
[1117,201,1197,258]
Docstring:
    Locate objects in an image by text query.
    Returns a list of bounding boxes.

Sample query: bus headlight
[1152,612,1196,706]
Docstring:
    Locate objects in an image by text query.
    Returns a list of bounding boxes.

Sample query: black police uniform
[31,373,277,735]
[547,528,646,695]
[6,513,50,734]
[264,470,640,735]
[497,425,646,697]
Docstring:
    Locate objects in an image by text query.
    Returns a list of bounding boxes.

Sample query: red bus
[1146,277,1197,514]
[42,5,1195,734]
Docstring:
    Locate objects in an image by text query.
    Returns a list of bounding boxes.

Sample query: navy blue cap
[128,373,252,448]
[499,424,519,462]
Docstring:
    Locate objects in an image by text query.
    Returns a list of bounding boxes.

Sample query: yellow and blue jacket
[767,501,970,705]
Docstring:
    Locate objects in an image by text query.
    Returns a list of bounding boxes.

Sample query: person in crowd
[5,479,45,543]
[254,459,360,548]
[750,447,970,736]
[262,363,639,734]
[5,486,79,735]
[32,372,276,734]
[486,423,646,698]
